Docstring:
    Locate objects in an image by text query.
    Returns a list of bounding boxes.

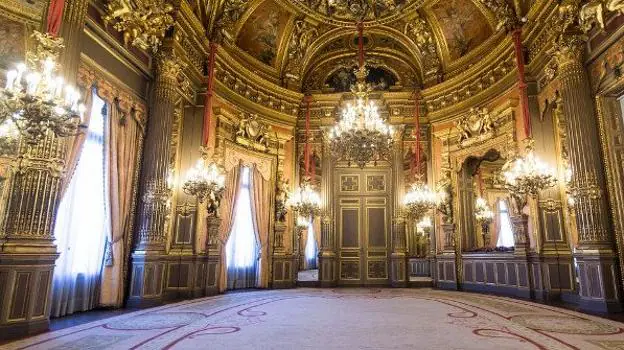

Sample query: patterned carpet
[5,288,624,349]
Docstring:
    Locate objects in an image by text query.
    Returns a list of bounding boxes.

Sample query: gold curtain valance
[223,147,274,181]
[77,63,147,132]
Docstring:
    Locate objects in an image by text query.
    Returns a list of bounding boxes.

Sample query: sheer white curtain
[226,167,259,289]
[304,218,317,269]
[51,92,109,317]
[496,200,515,248]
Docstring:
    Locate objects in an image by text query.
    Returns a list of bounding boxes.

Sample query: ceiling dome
[199,0,520,92]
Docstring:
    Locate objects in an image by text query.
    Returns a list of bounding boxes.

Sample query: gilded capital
[155,53,184,84]
[553,33,586,68]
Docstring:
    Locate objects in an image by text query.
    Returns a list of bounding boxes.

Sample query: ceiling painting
[326,65,398,92]
[428,0,493,61]
[236,0,292,67]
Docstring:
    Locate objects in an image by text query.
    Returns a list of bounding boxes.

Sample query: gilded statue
[275,172,290,222]
[103,0,175,52]
[455,107,495,146]
[579,0,624,32]
[580,0,606,31]
[606,0,624,13]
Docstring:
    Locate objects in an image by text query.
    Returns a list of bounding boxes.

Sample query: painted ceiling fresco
[226,0,510,85]
[236,0,291,67]
[326,65,398,92]
[429,0,493,60]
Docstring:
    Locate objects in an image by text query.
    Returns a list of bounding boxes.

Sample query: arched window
[496,199,515,248]
[52,90,109,317]
[226,167,259,289]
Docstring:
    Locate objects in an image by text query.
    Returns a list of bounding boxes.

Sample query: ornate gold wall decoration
[579,0,624,32]
[289,0,422,23]
[455,107,496,147]
[103,0,175,52]
[235,113,273,151]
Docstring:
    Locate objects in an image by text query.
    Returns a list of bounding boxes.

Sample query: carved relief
[340,175,359,192]
[455,107,495,147]
[367,175,386,192]
[235,113,272,151]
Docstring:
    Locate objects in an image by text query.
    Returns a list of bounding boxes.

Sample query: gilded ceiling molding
[283,17,319,83]
[208,0,251,42]
[300,25,423,83]
[77,59,148,130]
[279,0,424,27]
[403,12,442,85]
[102,0,176,53]
[474,0,520,32]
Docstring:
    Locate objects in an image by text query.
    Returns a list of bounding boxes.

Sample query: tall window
[496,199,515,248]
[226,167,259,289]
[52,91,109,317]
[304,218,317,269]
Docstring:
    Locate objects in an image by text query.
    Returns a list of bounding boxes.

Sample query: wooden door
[335,169,391,285]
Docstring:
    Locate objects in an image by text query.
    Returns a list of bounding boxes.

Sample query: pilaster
[390,132,407,287]
[318,139,336,286]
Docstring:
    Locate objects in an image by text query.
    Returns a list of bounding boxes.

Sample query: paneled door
[335,168,392,285]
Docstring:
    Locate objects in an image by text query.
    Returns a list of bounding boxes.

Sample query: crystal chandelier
[286,180,322,218]
[0,32,85,145]
[474,197,494,224]
[404,181,438,220]
[502,142,557,197]
[329,67,394,168]
[183,159,226,215]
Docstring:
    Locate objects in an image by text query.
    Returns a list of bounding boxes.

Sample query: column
[318,136,336,287]
[554,33,621,312]
[390,127,407,287]
[0,0,90,340]
[128,51,183,307]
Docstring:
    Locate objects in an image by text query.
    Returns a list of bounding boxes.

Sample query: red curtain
[46,0,65,36]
